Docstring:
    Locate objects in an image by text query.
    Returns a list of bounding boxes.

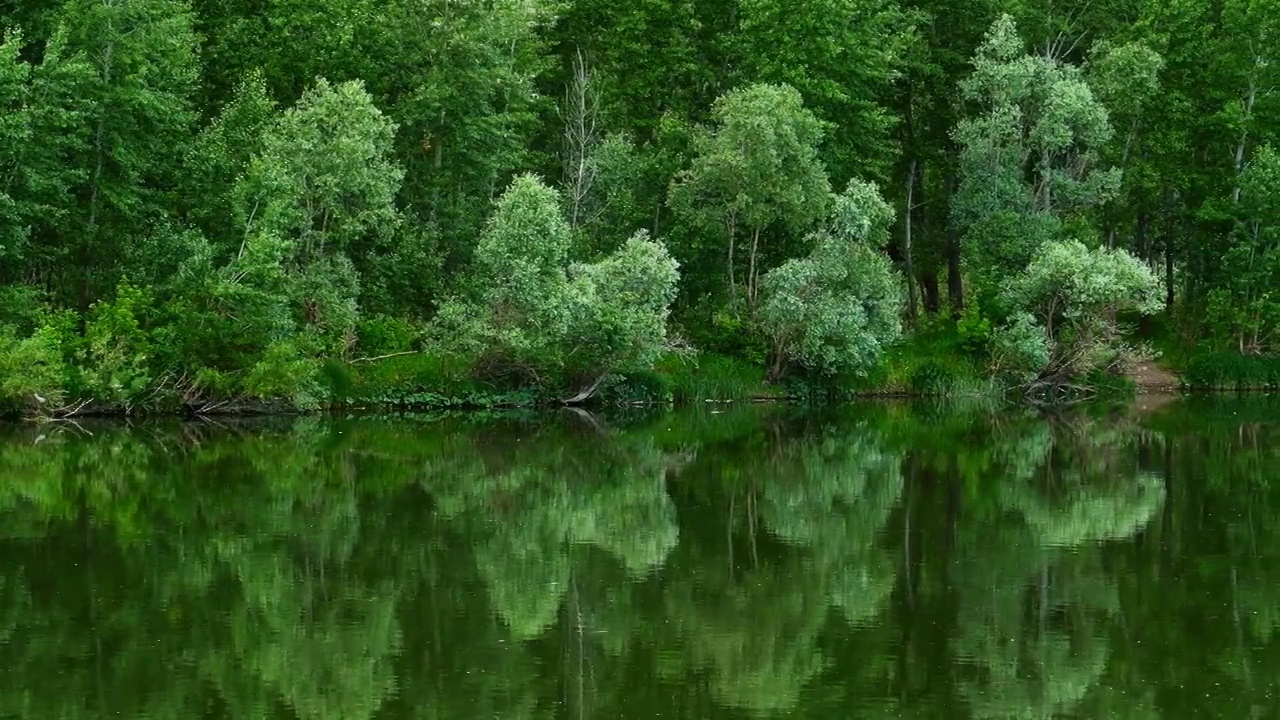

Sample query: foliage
[445,175,680,394]
[652,352,769,403]
[669,83,831,309]
[1183,351,1280,390]
[0,321,69,414]
[1207,145,1280,352]
[953,15,1123,298]
[989,312,1051,382]
[1002,240,1163,376]
[758,180,904,377]
[76,284,156,407]
[2,0,1280,408]
[565,231,680,380]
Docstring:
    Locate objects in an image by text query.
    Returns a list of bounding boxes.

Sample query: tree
[49,0,201,306]
[238,78,403,350]
[669,84,831,310]
[1209,145,1280,352]
[448,173,576,373]
[447,174,680,394]
[182,71,278,251]
[1001,239,1163,377]
[727,0,909,184]
[0,30,32,267]
[953,15,1121,296]
[758,180,904,378]
[564,231,679,396]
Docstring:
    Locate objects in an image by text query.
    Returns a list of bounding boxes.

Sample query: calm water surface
[1,398,1278,718]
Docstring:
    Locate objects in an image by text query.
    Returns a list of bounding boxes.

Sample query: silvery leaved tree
[446,175,679,398]
[758,180,904,379]
[669,83,831,312]
[953,15,1120,292]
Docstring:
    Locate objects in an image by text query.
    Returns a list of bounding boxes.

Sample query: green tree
[1001,239,1163,377]
[758,181,904,378]
[728,0,909,183]
[182,71,278,251]
[669,83,831,311]
[953,15,1121,297]
[239,78,404,350]
[48,0,200,306]
[1209,145,1280,352]
[564,231,680,396]
[447,174,679,393]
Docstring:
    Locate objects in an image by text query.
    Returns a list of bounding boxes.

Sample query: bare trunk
[747,225,761,313]
[1038,148,1053,213]
[904,158,919,320]
[726,215,737,305]
[562,373,608,405]
[1232,71,1258,204]
[562,48,598,230]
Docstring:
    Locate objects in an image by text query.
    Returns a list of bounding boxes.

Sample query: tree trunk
[921,270,940,314]
[563,48,598,230]
[1232,73,1258,204]
[748,226,761,313]
[1164,206,1176,312]
[726,215,737,305]
[947,226,964,316]
[945,172,964,315]
[562,374,608,405]
[904,158,919,321]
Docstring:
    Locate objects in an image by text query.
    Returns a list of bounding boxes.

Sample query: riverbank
[12,329,1280,421]
[0,349,1186,420]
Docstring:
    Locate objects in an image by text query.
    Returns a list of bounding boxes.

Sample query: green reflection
[0,400,1276,719]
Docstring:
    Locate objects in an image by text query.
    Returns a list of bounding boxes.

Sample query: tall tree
[669,83,831,312]
[953,15,1120,303]
[238,79,403,349]
[46,0,200,306]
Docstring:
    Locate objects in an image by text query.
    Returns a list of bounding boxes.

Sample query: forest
[1,0,1279,414]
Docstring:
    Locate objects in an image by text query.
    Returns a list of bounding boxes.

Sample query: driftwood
[349,350,422,365]
[560,374,608,405]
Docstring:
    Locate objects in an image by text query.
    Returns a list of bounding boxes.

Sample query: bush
[243,342,323,409]
[357,315,421,357]
[1001,240,1162,378]
[77,285,158,408]
[0,322,70,415]
[759,180,904,378]
[989,313,1051,382]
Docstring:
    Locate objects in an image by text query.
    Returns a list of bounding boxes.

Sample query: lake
[0,397,1277,718]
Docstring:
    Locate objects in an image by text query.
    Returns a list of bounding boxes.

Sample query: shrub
[357,315,421,357]
[759,180,904,378]
[77,285,158,408]
[0,322,70,415]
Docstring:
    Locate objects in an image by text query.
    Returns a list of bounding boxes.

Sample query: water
[0,397,1277,719]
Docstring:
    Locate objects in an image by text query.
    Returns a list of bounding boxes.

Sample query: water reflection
[0,399,1276,718]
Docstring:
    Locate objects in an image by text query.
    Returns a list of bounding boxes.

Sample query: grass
[651,352,772,403]
[1182,351,1280,391]
[343,351,545,408]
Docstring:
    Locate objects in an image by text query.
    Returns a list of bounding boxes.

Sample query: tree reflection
[3,400,1272,720]
[949,414,1165,719]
